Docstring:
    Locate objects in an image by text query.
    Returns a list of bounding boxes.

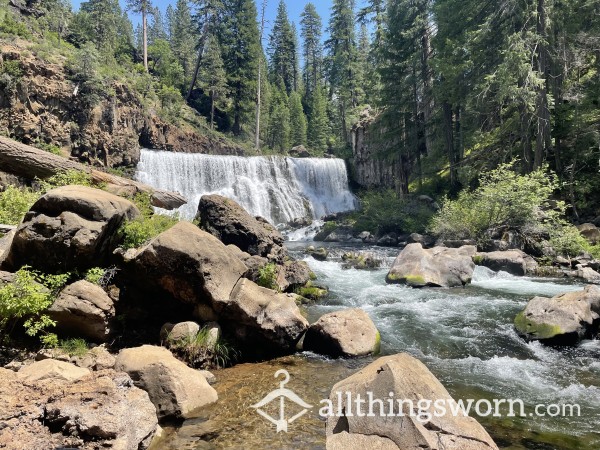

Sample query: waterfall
[135,149,358,224]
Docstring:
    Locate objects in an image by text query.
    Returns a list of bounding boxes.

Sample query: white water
[135,150,357,225]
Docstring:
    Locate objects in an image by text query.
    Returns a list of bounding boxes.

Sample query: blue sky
[70,0,363,45]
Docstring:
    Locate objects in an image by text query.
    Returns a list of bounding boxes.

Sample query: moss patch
[373,330,381,355]
[472,255,484,265]
[514,311,563,340]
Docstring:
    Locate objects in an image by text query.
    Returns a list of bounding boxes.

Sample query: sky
[70,0,351,46]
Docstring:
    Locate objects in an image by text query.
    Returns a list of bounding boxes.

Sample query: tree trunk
[419,7,434,156]
[255,0,267,151]
[443,101,457,187]
[534,0,550,170]
[142,7,148,71]
[186,22,209,101]
[210,93,215,130]
[0,136,186,210]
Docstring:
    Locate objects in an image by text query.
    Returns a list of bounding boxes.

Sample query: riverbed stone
[115,345,218,420]
[2,185,140,272]
[304,309,380,357]
[326,353,498,450]
[18,359,91,383]
[197,194,287,262]
[514,285,600,345]
[386,243,476,288]
[48,280,115,342]
[473,250,539,276]
[577,267,600,284]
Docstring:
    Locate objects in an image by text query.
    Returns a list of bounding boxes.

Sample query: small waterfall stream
[135,149,357,224]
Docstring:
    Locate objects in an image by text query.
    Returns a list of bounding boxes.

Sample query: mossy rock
[514,311,564,340]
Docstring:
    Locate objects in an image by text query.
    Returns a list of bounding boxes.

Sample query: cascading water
[135,149,357,225]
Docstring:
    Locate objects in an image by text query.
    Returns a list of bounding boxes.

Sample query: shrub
[39,169,94,192]
[0,267,69,346]
[167,327,236,369]
[84,266,118,287]
[0,185,40,225]
[120,214,178,249]
[0,15,31,38]
[58,338,89,357]
[257,263,279,291]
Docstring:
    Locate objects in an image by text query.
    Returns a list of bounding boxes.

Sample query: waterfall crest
[136,149,357,224]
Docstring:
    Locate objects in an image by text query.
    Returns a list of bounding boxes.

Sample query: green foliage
[352,190,434,235]
[0,267,69,346]
[0,186,39,225]
[84,267,105,285]
[0,59,23,99]
[288,91,307,146]
[58,338,89,357]
[120,214,178,249]
[0,13,32,38]
[257,263,279,291]
[167,327,236,369]
[36,142,62,155]
[39,170,94,192]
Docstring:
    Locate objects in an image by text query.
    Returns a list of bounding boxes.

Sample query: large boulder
[131,221,247,318]
[577,223,600,244]
[0,368,157,450]
[223,278,309,353]
[2,185,139,272]
[18,359,90,383]
[197,194,286,262]
[514,285,600,345]
[326,354,498,450]
[386,244,476,288]
[276,260,314,292]
[115,345,218,420]
[473,250,539,276]
[303,309,380,357]
[48,280,115,342]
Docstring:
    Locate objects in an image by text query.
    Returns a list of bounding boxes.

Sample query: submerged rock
[2,185,140,272]
[303,309,380,357]
[473,250,539,276]
[386,243,476,288]
[115,345,218,420]
[341,252,382,270]
[306,246,329,261]
[197,194,287,262]
[514,285,600,345]
[326,353,499,450]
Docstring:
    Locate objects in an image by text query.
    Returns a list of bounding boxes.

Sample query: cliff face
[0,41,244,169]
[351,108,402,190]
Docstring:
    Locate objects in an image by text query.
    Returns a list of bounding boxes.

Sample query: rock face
[2,185,139,272]
[326,354,498,450]
[0,229,15,266]
[303,309,380,357]
[197,194,286,262]
[514,285,600,345]
[386,244,477,288]
[48,280,115,342]
[473,250,539,276]
[224,278,309,352]
[115,345,218,420]
[18,359,91,383]
[0,367,157,450]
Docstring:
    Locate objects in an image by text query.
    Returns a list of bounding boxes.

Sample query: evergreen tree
[300,2,322,98]
[289,91,307,146]
[125,0,152,70]
[199,34,228,129]
[169,0,196,82]
[268,0,297,94]
[268,81,290,151]
[307,85,329,153]
[148,6,167,45]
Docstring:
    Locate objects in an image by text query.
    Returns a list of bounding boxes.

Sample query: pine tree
[268,81,290,152]
[125,0,151,70]
[199,34,228,129]
[289,91,307,147]
[300,3,322,98]
[307,85,329,153]
[148,6,167,45]
[169,0,196,82]
[268,0,297,94]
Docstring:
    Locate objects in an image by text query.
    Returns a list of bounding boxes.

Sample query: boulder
[276,260,313,292]
[131,221,247,315]
[2,185,139,272]
[473,250,539,276]
[162,321,201,342]
[115,345,218,420]
[341,252,382,270]
[514,286,600,345]
[18,359,90,383]
[577,223,600,244]
[377,233,398,247]
[289,144,311,158]
[222,278,309,353]
[326,354,498,450]
[0,368,157,450]
[386,244,476,288]
[307,246,329,261]
[48,280,115,342]
[0,228,15,266]
[407,233,436,248]
[303,309,380,357]
[578,267,600,284]
[75,346,116,371]
[197,194,286,262]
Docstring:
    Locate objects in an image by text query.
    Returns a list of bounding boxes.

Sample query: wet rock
[306,246,329,261]
[407,233,436,248]
[197,194,286,262]
[304,309,380,358]
[514,285,600,345]
[386,243,476,288]
[326,354,498,450]
[341,252,382,270]
[472,250,539,276]
[295,281,329,302]
[115,345,218,420]
[376,233,398,247]
[288,216,313,228]
[276,260,314,292]
[18,359,90,383]
[48,280,115,342]
[2,186,139,272]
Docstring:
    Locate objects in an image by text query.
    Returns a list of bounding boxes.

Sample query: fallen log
[0,136,186,210]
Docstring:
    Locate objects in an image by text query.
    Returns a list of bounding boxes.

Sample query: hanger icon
[251,369,313,432]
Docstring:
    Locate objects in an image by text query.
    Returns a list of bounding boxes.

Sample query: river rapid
[155,242,600,450]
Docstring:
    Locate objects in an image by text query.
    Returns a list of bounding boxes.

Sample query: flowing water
[155,243,600,450]
[135,150,357,224]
